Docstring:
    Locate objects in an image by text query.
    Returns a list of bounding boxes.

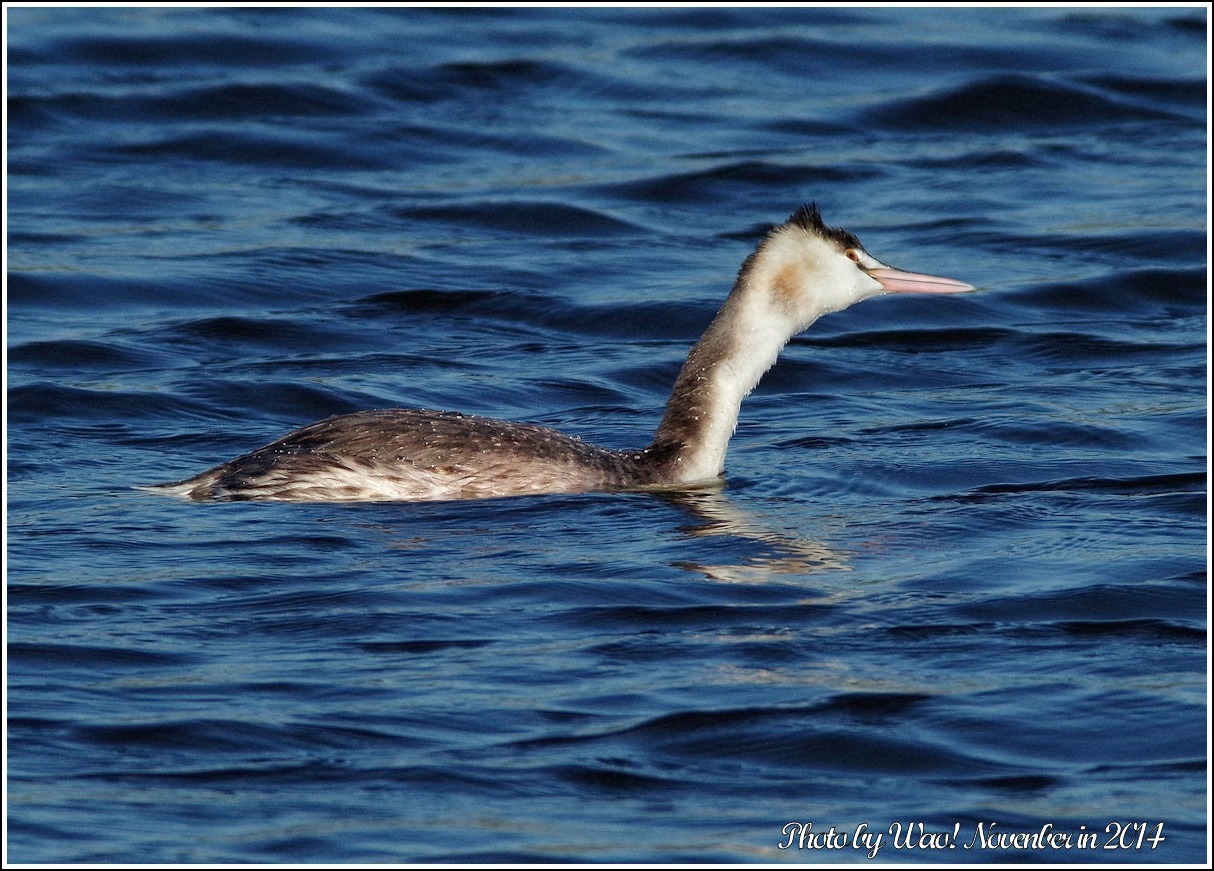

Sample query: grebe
[148,205,974,503]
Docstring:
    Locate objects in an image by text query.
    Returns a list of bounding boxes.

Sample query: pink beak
[867,267,975,294]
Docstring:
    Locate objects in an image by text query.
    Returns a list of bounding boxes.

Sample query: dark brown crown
[788,203,863,251]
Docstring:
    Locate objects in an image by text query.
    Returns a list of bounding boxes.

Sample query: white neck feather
[651,236,844,483]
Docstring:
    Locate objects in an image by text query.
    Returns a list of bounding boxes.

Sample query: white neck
[647,216,886,485]
[651,273,823,483]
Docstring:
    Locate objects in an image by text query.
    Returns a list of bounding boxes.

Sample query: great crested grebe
[148,205,974,503]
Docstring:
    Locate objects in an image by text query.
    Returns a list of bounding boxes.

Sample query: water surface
[6,6,1208,863]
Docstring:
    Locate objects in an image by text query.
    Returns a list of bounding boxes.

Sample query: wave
[866,73,1193,131]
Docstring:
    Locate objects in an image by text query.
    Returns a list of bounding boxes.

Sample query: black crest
[788,203,863,251]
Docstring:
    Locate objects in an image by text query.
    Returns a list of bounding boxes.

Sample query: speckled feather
[153,409,682,502]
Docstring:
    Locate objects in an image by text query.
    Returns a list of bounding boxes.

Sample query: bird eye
[845,248,862,264]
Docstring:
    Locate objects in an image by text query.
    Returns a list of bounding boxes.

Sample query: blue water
[6,5,1208,864]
